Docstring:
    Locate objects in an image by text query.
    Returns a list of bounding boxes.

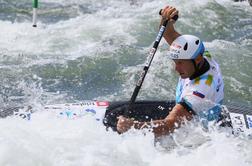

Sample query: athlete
[116,5,224,137]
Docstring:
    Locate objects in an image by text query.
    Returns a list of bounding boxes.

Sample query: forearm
[160,19,181,45]
[133,118,176,137]
[132,104,193,137]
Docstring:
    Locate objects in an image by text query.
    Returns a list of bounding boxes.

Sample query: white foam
[1,0,252,165]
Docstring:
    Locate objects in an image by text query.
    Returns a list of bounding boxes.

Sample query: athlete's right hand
[117,116,134,134]
[160,5,179,22]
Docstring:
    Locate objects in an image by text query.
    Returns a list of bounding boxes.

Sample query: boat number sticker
[246,115,252,129]
[229,113,247,133]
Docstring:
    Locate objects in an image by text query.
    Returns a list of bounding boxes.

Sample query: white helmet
[168,35,205,59]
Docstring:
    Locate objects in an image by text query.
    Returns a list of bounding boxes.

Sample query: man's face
[173,59,195,79]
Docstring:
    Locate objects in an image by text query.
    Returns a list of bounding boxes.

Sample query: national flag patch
[193,91,205,98]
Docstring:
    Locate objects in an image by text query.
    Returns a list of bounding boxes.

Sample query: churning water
[0,0,252,165]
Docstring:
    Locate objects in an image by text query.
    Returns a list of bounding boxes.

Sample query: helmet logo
[171,43,181,49]
[169,47,180,59]
[169,43,181,59]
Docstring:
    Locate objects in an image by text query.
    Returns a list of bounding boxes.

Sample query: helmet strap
[190,59,199,80]
[189,57,210,80]
[192,59,198,70]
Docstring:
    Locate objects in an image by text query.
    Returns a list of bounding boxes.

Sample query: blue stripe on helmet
[191,41,205,59]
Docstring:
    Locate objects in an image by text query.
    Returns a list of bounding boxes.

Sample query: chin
[180,76,186,79]
[180,75,189,79]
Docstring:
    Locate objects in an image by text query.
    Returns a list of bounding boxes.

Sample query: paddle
[128,10,178,111]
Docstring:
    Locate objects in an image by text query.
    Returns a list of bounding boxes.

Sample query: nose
[174,63,180,72]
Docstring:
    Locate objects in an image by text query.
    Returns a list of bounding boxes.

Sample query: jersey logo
[194,77,200,85]
[193,91,205,98]
[205,75,213,86]
[194,75,213,86]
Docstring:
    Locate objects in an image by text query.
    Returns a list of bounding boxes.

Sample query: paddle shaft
[129,14,178,109]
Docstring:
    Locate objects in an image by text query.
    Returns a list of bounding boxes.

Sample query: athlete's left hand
[117,116,134,133]
[161,5,179,22]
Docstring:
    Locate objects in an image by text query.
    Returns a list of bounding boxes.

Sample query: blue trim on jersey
[175,81,183,103]
[198,101,223,122]
[207,105,222,121]
[181,98,193,109]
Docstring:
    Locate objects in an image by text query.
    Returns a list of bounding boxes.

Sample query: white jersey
[175,52,224,121]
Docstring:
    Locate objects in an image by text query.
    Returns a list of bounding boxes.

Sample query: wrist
[133,121,149,129]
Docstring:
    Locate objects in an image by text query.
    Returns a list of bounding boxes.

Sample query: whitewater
[0,0,252,165]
